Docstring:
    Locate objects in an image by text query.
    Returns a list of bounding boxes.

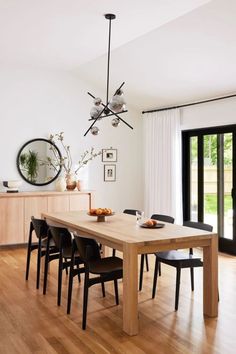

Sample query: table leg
[123,243,138,335]
[203,235,218,317]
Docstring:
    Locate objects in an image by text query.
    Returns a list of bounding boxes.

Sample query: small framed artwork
[102,148,117,162]
[104,164,116,182]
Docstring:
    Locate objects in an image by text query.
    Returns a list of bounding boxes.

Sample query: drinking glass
[136,210,144,224]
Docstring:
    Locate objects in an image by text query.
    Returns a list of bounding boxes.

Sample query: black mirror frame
[16,138,62,186]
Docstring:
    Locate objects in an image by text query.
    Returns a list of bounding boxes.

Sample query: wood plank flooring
[0,247,236,354]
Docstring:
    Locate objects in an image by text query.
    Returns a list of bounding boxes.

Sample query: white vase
[55,176,66,192]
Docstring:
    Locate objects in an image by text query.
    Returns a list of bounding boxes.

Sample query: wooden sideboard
[0,190,94,246]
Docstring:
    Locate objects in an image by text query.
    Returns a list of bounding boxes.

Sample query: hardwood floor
[0,247,235,354]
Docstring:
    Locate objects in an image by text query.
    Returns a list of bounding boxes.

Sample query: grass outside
[204,194,232,214]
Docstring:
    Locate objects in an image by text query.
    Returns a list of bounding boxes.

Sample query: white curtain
[143,109,182,223]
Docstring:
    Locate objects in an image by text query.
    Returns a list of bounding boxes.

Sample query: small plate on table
[139,222,165,229]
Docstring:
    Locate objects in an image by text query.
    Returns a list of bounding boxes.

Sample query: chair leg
[82,271,89,330]
[77,263,81,283]
[26,222,34,281]
[158,263,161,276]
[36,238,42,289]
[101,282,106,297]
[57,251,63,306]
[145,254,149,271]
[152,258,159,299]
[112,249,116,257]
[139,254,145,291]
[25,243,32,281]
[67,247,75,314]
[175,268,181,311]
[43,237,50,295]
[190,267,194,291]
[64,258,68,275]
[114,279,119,305]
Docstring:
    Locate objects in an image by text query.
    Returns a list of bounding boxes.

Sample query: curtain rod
[142,93,236,114]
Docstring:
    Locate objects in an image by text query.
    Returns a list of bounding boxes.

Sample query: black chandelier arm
[87,82,125,101]
[109,109,133,130]
[87,92,97,100]
[88,110,128,121]
[114,82,125,95]
[83,104,107,137]
[87,90,133,130]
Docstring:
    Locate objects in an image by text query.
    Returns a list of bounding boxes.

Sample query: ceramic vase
[65,173,77,191]
[55,176,66,192]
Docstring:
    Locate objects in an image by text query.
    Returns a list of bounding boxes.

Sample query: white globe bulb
[91,126,99,135]
[111,118,120,127]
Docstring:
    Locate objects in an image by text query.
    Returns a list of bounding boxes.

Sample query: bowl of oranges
[88,208,114,222]
[139,219,165,229]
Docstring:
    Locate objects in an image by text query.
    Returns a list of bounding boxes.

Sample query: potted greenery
[19,150,39,183]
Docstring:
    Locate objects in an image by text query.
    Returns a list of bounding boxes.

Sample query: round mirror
[17,138,62,186]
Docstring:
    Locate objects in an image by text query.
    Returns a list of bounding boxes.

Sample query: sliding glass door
[183,125,236,254]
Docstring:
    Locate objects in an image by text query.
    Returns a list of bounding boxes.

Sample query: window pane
[203,134,217,232]
[224,133,233,239]
[190,136,198,221]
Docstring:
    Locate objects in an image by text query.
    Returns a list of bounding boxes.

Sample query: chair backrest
[123,209,140,216]
[31,217,48,239]
[151,214,175,224]
[74,235,101,263]
[49,226,72,250]
[183,220,213,232]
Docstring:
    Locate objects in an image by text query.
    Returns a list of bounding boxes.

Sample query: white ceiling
[0,0,209,68]
[2,0,236,111]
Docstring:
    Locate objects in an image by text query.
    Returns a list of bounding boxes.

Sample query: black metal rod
[114,82,125,96]
[88,110,128,121]
[107,108,133,130]
[87,91,133,130]
[142,93,236,114]
[106,18,112,105]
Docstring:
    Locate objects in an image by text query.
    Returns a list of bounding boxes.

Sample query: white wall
[181,97,236,130]
[0,65,143,212]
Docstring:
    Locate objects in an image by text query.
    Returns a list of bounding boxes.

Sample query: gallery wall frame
[104,164,116,182]
[102,148,117,162]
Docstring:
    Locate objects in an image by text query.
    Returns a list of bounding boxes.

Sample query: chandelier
[84,14,133,136]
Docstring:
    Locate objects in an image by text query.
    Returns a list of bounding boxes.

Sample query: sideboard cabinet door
[0,197,24,245]
[24,197,48,243]
[0,191,94,246]
[69,194,91,211]
[47,195,70,212]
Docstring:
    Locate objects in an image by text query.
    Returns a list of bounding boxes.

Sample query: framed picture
[104,164,116,182]
[102,148,117,162]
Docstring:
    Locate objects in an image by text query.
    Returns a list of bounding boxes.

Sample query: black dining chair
[139,214,175,291]
[25,217,58,289]
[152,220,213,311]
[151,214,175,224]
[70,235,123,330]
[43,226,84,307]
[123,209,141,216]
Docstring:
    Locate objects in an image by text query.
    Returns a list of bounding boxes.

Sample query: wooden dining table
[42,210,218,336]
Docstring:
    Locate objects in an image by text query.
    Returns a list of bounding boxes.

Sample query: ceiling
[2,0,236,111]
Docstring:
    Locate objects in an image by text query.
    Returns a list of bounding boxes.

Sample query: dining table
[42,210,218,336]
